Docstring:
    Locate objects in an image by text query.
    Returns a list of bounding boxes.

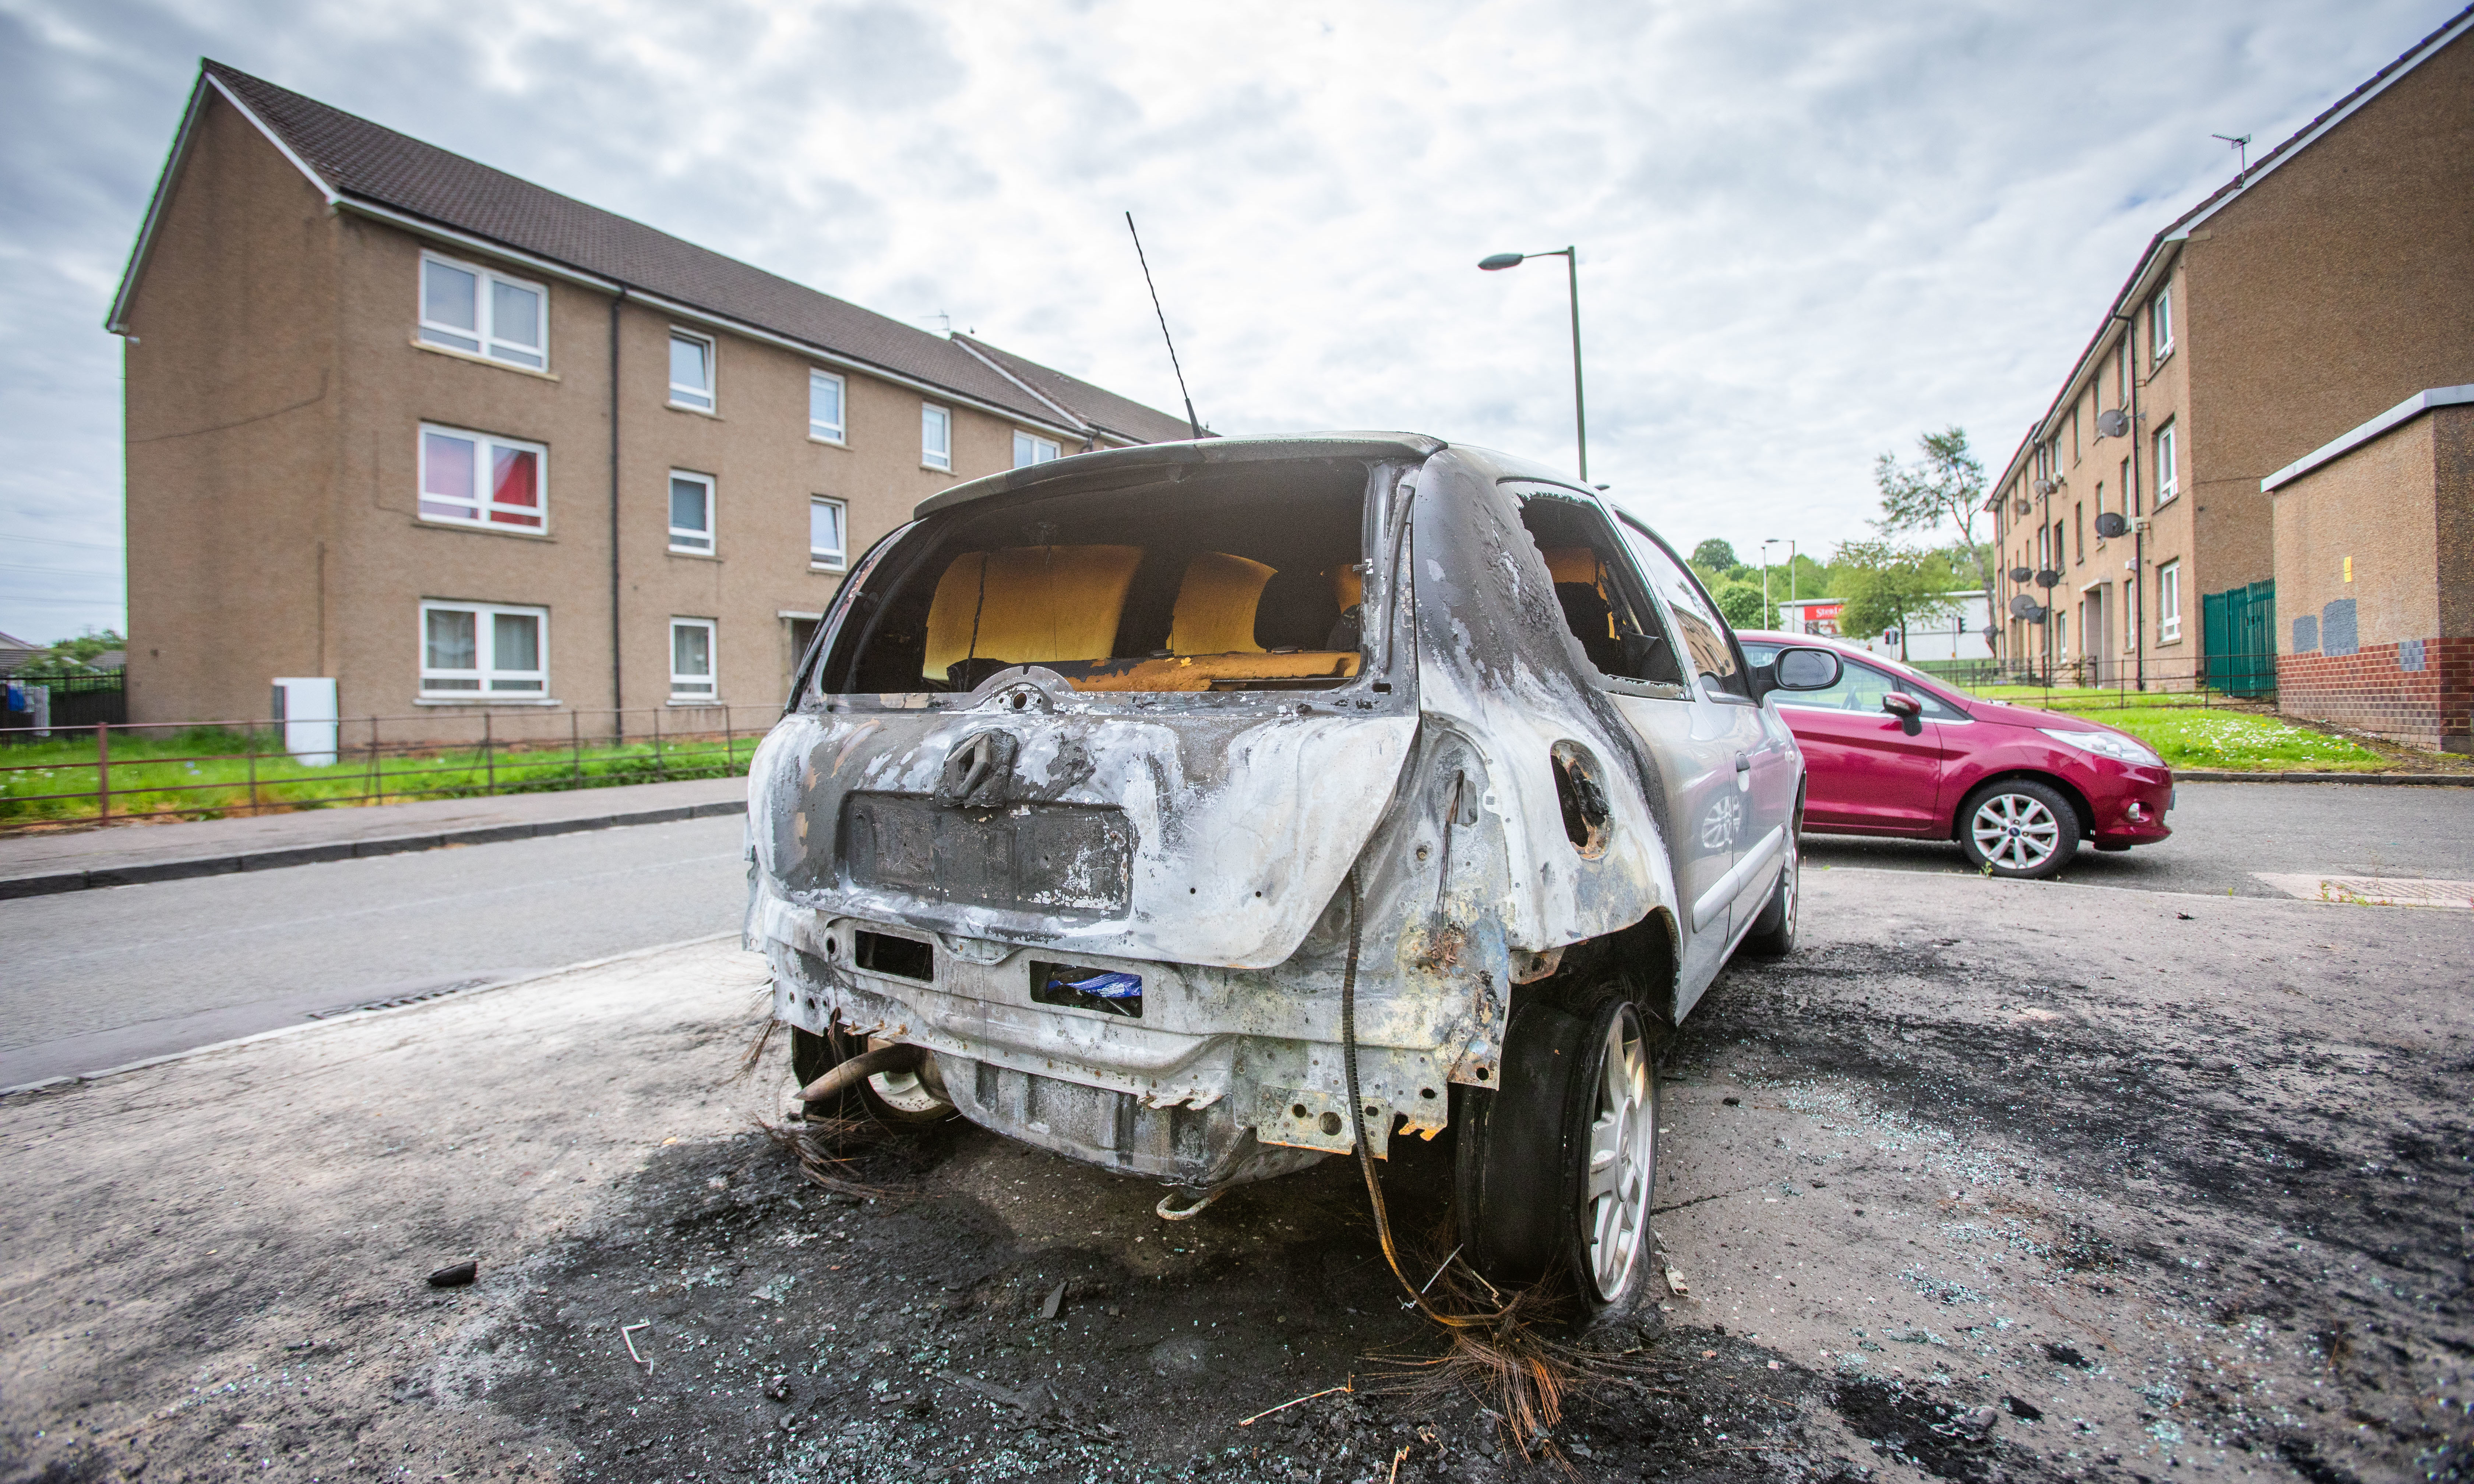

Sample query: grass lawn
[0,725,750,827]
[1960,686,2397,771]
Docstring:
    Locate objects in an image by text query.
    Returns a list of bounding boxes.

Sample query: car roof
[915,433,1449,519]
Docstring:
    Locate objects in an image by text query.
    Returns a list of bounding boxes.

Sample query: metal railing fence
[0,704,775,831]
[1929,650,2283,710]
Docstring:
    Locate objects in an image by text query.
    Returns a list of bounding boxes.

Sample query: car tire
[1741,826,1798,956]
[1958,779,2080,881]
[790,1025,955,1126]
[1455,989,1660,1318]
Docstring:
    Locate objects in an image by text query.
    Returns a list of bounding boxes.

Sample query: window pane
[422,431,476,520]
[673,623,712,677]
[810,373,842,435]
[490,446,540,524]
[670,335,711,405]
[670,477,709,533]
[423,261,477,331]
[491,281,541,348]
[425,608,476,670]
[810,498,843,559]
[923,405,949,462]
[1618,519,1747,696]
[493,612,540,673]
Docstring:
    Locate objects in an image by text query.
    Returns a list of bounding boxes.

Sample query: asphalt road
[0,814,749,1089]
[6,873,2465,1483]
[1804,778,2474,894]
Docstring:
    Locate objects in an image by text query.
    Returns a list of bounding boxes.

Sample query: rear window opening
[1030,962,1142,1018]
[853,930,934,982]
[821,460,1370,695]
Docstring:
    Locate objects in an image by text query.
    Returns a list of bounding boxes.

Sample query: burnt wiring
[1339,870,1499,1332]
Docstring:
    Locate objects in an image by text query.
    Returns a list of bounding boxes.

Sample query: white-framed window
[420,601,547,698]
[921,403,952,471]
[668,470,715,554]
[808,370,846,444]
[2157,561,2182,643]
[419,424,545,531]
[669,330,715,411]
[2150,286,2173,363]
[670,617,717,700]
[2154,420,2179,505]
[810,496,847,570]
[1013,430,1061,467]
[418,251,546,370]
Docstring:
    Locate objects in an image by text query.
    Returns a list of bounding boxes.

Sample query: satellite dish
[2094,511,2129,538]
[2014,498,2033,516]
[2009,565,2034,583]
[2096,409,2129,438]
[2029,604,2051,624]
[2033,478,2057,497]
[2035,568,2062,589]
[2009,594,2041,619]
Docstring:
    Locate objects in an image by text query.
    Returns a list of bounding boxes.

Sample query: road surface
[0,814,748,1088]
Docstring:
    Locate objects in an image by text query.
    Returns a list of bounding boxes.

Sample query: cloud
[0,0,2456,643]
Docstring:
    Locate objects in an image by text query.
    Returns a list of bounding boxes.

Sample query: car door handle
[1735,753,1751,772]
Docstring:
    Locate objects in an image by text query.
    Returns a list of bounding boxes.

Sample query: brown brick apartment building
[106,63,1191,736]
[1985,7,2473,700]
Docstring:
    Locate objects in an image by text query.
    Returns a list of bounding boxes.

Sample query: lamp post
[1479,247,1588,482]
[1760,538,1796,630]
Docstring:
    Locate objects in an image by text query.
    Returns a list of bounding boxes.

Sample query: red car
[1738,631,2173,879]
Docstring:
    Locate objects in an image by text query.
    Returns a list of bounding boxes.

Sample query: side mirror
[1881,691,1924,736]
[1763,646,1841,695]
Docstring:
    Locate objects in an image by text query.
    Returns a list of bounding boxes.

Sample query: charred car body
[746,435,1838,1311]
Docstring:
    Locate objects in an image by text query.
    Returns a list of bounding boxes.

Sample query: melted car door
[1779,660,1946,833]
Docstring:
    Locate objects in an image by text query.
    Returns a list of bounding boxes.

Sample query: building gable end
[108,71,341,335]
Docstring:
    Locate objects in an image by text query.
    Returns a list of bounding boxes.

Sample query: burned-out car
[746,435,1839,1313]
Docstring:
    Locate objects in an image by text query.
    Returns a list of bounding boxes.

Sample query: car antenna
[1125,212,1205,440]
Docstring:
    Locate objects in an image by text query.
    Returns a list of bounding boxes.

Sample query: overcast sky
[0,0,2457,644]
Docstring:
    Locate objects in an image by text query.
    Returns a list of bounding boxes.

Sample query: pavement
[2,868,2466,1483]
[0,773,747,898]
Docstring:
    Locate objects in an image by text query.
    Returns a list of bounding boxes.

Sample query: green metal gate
[2202,580,2277,696]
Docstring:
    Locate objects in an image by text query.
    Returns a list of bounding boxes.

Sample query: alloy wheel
[1582,1004,1655,1301]
[1971,792,2062,873]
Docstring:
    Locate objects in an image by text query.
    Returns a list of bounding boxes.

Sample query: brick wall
[2277,636,2474,753]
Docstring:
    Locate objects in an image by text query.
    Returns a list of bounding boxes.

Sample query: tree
[1689,538,1738,573]
[1710,581,1766,632]
[1831,541,1962,653]
[1872,428,1991,597]
[18,628,127,678]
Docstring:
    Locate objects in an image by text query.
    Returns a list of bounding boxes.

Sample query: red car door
[1774,659,1949,833]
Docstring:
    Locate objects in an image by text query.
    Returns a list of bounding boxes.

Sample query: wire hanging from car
[1338,870,1502,1331]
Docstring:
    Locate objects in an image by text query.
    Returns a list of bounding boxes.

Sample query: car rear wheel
[1959,780,2079,881]
[790,1025,955,1125]
[1455,989,1659,1317]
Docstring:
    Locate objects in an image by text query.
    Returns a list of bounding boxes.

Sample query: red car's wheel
[1959,780,2079,880]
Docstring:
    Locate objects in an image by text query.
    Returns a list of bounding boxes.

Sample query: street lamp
[1479,247,1588,482]
[1759,538,1796,629]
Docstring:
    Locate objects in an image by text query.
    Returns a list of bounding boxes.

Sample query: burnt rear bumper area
[748,879,1497,1192]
